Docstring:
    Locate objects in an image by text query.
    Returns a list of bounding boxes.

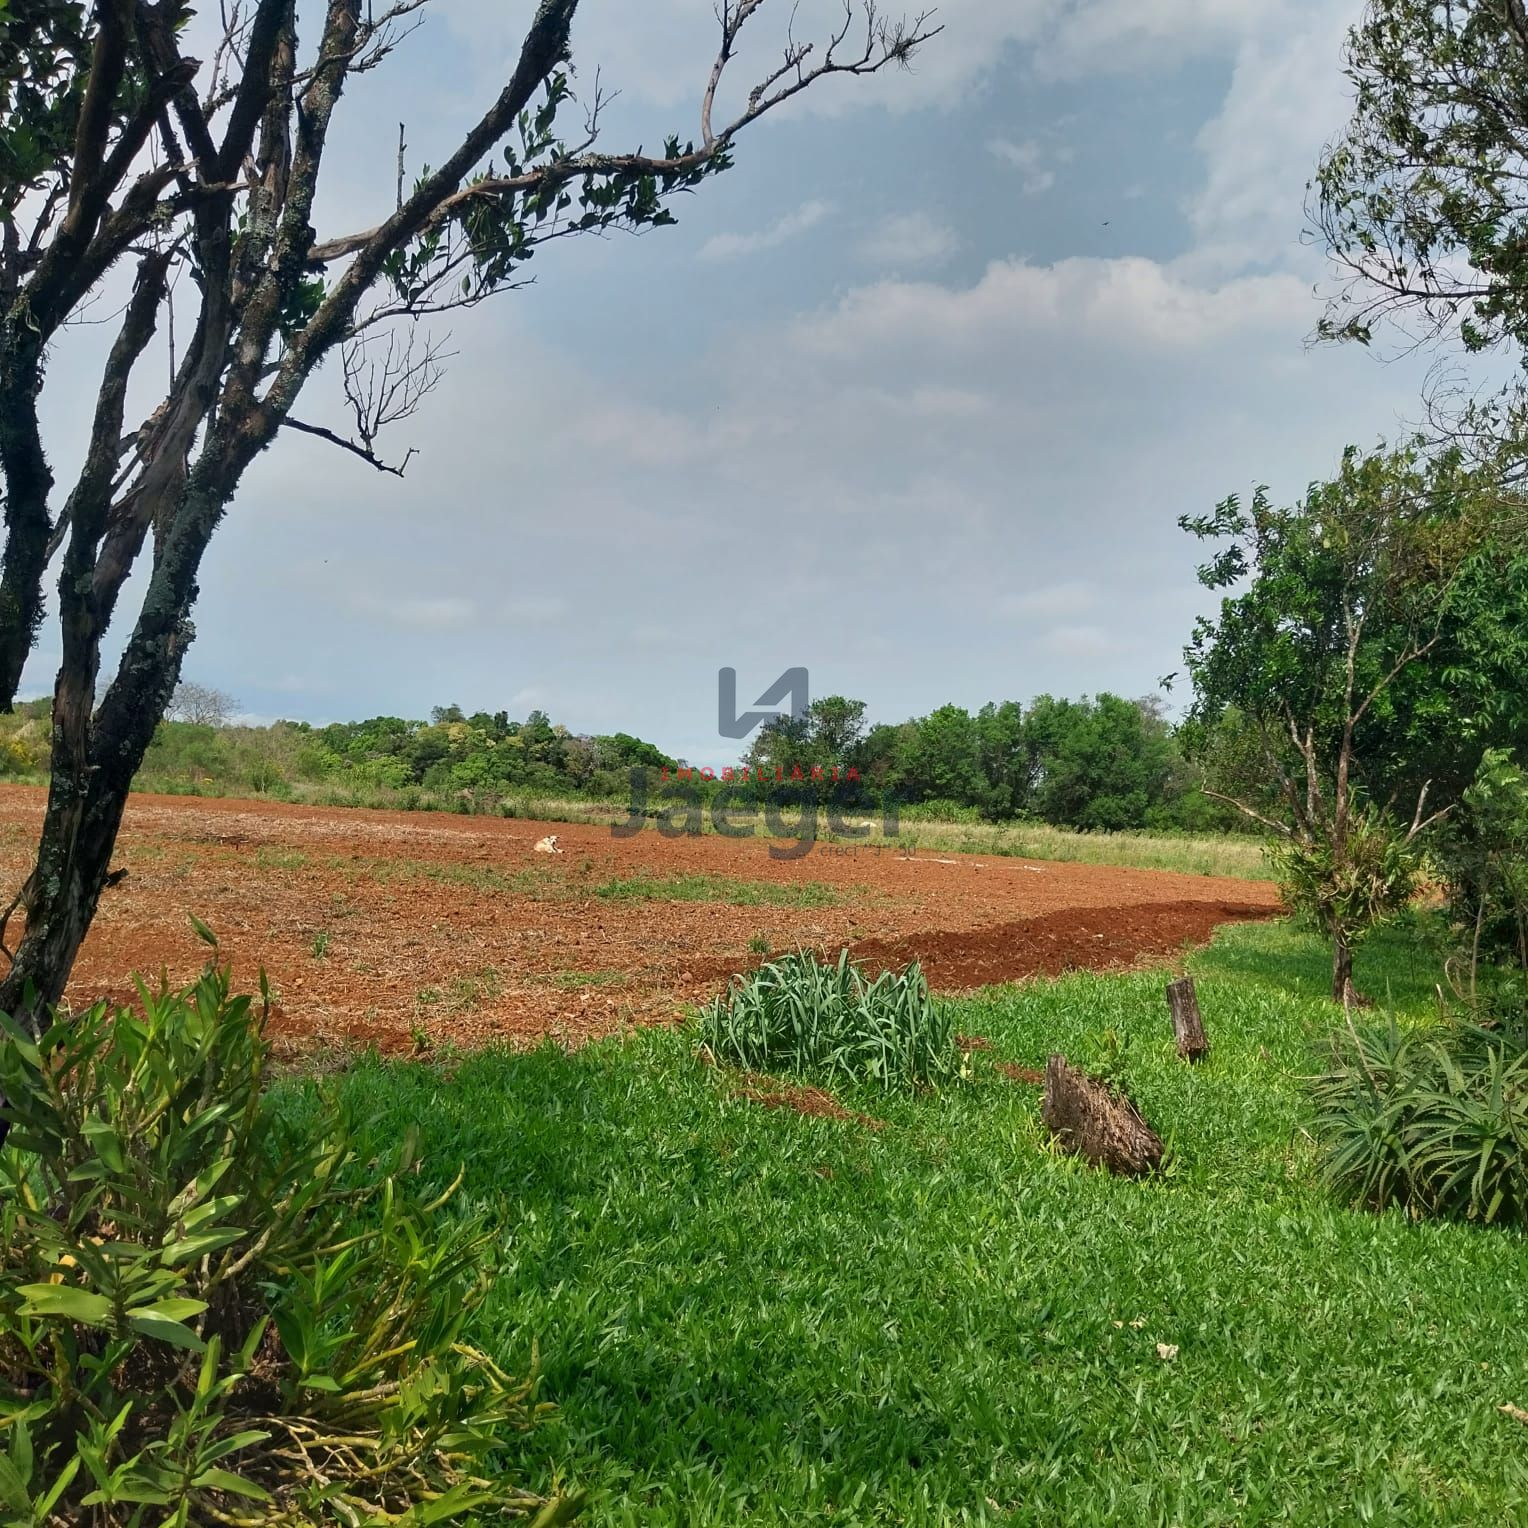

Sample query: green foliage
[896,797,986,824]
[1181,446,1452,787]
[80,688,1233,835]
[0,0,89,223]
[301,922,1528,1524]
[0,961,577,1526]
[0,704,45,778]
[849,692,1212,831]
[698,952,962,1093]
[1270,803,1420,952]
[591,874,836,909]
[1433,749,1528,984]
[1312,1014,1528,1228]
[383,74,726,312]
[126,705,682,807]
[1317,0,1528,360]
[1024,693,1180,831]
[1180,443,1525,994]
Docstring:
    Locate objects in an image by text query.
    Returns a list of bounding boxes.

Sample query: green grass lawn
[280,921,1528,1525]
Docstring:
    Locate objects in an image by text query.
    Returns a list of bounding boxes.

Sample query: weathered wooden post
[1166,976,1208,1062]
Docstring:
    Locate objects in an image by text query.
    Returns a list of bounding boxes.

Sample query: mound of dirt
[843,899,1276,990]
[733,1073,885,1129]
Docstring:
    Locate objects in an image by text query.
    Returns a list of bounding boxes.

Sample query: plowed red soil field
[0,787,1279,1054]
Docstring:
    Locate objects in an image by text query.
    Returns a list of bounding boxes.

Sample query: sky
[29,0,1440,767]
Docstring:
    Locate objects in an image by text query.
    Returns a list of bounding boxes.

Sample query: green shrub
[0,958,581,1526]
[1433,749,1528,988]
[699,951,962,1092]
[897,799,987,824]
[1271,803,1420,947]
[1311,1013,1528,1227]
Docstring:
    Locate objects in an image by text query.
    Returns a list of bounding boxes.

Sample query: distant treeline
[0,692,1240,833]
[735,694,1234,832]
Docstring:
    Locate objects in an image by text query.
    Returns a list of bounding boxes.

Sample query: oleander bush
[0,952,581,1527]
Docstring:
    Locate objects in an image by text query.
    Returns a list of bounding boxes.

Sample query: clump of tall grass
[1310,1011,1528,1227]
[699,951,961,1092]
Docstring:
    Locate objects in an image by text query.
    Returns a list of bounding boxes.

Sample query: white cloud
[796,257,1310,364]
[857,212,961,270]
[1000,582,1100,620]
[699,199,833,261]
[22,0,1435,748]
[1183,0,1356,277]
[1044,625,1118,658]
[442,0,1279,125]
[988,137,1056,195]
[348,593,479,631]
[1042,0,1276,76]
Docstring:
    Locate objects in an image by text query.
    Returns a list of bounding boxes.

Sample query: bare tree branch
[309,1,942,265]
[281,417,417,477]
[1204,790,1296,839]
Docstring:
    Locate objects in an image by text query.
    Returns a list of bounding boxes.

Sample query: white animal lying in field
[534,835,563,855]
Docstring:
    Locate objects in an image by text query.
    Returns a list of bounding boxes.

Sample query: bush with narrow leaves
[1311,1013,1528,1227]
[0,956,582,1526]
[1271,804,1420,958]
[699,951,962,1092]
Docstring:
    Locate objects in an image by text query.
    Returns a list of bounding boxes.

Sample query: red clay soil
[732,1073,885,1129]
[996,1063,1047,1086]
[842,899,1275,989]
[0,786,1279,1056]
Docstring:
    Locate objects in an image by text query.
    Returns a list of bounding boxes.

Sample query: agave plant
[699,951,961,1092]
[1311,1014,1528,1227]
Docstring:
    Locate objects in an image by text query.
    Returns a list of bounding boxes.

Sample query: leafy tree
[746,697,869,804]
[1315,1,1528,493]
[1433,749,1528,996]
[0,0,938,1021]
[1022,694,1177,832]
[805,696,869,765]
[1180,445,1501,1002]
[1318,0,1528,361]
[900,704,990,812]
[855,719,916,801]
[975,700,1030,817]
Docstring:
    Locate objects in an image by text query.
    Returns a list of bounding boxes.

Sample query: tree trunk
[1165,976,1208,1062]
[0,473,228,1029]
[1330,933,1371,1007]
[0,344,53,709]
[1040,1055,1164,1178]
[1331,935,1351,1004]
[0,776,133,1026]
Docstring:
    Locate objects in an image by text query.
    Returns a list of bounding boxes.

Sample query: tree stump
[1166,976,1208,1062]
[1041,1055,1164,1178]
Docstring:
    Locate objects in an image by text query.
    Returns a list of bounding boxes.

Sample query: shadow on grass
[1192,915,1444,1017]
